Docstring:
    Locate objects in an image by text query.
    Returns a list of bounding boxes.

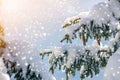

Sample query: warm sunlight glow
[2,0,21,12]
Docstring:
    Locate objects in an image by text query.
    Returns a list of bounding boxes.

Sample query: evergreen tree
[40,0,120,80]
[0,25,43,80]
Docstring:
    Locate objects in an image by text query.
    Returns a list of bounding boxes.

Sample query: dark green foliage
[61,20,119,46]
[40,48,112,80]
[3,58,42,80]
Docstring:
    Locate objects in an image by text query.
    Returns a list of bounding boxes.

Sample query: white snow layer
[103,47,120,80]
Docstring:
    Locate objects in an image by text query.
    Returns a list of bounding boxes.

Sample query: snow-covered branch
[40,0,120,80]
[61,0,120,46]
[40,41,112,79]
[1,40,56,80]
[40,32,120,79]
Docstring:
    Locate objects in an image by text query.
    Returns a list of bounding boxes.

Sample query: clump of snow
[89,2,112,26]
[52,46,64,58]
[80,64,85,75]
[0,58,10,80]
[109,0,120,19]
[65,48,77,68]
[103,47,120,80]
